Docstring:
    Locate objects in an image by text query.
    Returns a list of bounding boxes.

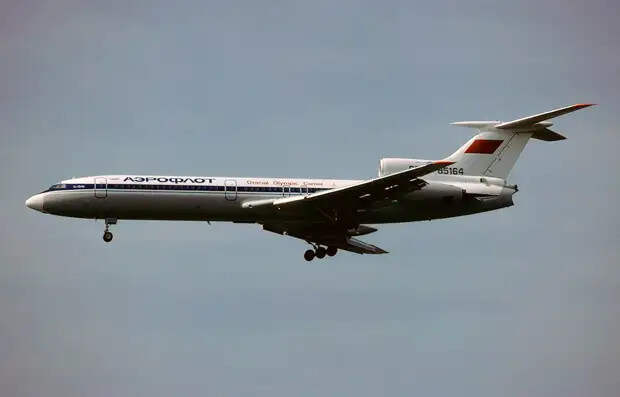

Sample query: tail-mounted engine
[378,158,431,177]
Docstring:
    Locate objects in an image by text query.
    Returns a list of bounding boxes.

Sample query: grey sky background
[1,0,619,396]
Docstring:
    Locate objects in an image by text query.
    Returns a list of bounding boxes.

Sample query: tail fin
[446,104,594,179]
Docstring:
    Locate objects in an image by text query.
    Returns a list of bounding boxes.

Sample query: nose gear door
[94,177,107,198]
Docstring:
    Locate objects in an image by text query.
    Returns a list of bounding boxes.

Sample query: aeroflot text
[123,177,214,184]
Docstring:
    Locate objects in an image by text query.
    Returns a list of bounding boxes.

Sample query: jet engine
[378,158,431,177]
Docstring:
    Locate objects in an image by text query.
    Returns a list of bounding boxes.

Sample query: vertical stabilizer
[446,130,532,179]
[446,104,594,179]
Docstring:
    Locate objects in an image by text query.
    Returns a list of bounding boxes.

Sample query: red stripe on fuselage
[464,139,503,154]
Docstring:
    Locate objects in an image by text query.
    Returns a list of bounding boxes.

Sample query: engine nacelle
[378,158,431,177]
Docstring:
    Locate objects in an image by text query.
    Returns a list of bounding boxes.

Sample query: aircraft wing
[275,160,452,209]
[262,223,388,254]
[244,160,454,214]
[251,160,453,255]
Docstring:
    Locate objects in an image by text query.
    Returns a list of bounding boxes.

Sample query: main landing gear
[303,244,338,261]
[102,218,117,243]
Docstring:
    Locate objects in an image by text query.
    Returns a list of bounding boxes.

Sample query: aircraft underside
[35,186,515,259]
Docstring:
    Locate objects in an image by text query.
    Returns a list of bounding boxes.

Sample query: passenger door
[224,179,237,201]
[94,177,107,198]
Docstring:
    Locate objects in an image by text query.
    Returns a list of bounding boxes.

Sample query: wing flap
[337,237,388,254]
[262,223,387,255]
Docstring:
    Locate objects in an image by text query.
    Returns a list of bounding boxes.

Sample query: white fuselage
[26,173,516,225]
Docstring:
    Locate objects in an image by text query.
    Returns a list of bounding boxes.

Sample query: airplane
[25,104,593,260]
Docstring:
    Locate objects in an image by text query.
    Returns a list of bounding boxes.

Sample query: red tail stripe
[465,139,503,154]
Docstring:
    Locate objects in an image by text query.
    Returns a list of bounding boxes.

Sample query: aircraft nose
[25,194,45,212]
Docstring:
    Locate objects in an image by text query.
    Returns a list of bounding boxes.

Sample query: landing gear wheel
[102,218,117,243]
[304,249,315,261]
[326,246,338,257]
[315,246,327,259]
[103,231,113,242]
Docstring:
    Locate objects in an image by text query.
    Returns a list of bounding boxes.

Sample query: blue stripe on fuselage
[45,184,327,194]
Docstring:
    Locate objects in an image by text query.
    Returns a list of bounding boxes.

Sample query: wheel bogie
[303,245,338,260]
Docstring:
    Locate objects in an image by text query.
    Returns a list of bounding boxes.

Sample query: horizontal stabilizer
[495,103,595,129]
[450,121,499,129]
[450,103,594,143]
[531,128,566,141]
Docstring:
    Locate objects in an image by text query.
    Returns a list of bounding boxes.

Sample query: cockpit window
[49,184,66,190]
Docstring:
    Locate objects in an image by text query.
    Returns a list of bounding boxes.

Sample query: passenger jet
[25,104,593,260]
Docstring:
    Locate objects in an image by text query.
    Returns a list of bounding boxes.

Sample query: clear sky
[2,1,619,396]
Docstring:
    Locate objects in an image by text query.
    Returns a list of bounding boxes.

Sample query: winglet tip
[574,103,596,108]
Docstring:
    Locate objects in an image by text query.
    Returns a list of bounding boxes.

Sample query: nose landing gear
[303,244,338,261]
[102,218,117,243]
